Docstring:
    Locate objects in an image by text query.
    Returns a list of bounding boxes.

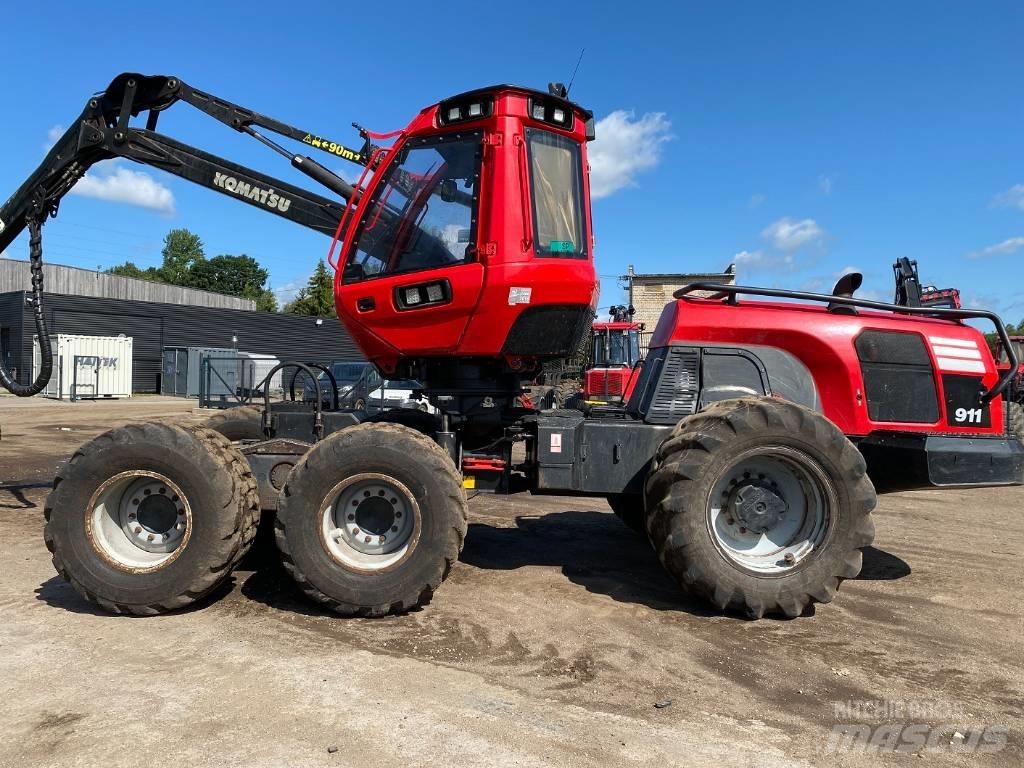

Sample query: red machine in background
[583,304,643,404]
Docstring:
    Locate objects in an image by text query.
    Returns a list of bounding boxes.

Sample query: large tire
[645,398,876,619]
[1009,402,1024,442]
[205,405,265,442]
[366,407,440,437]
[43,423,260,615]
[275,422,467,616]
[607,494,645,534]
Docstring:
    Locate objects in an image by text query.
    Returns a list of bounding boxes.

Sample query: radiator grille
[647,348,700,424]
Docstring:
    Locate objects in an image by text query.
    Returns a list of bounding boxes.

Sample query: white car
[367,379,435,414]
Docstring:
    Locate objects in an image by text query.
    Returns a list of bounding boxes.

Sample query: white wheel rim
[86,471,192,573]
[319,473,420,572]
[706,446,835,575]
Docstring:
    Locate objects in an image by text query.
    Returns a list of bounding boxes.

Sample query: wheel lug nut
[395,512,402,518]
[380,535,386,543]
[364,536,371,543]
[391,525,398,532]
[177,509,185,516]
[378,490,385,496]
[158,488,166,494]
[351,500,359,507]
[347,514,355,521]
[144,489,151,496]
[740,527,747,534]
[390,498,398,505]
[131,498,140,506]
[128,512,136,519]
[353,528,360,535]
[784,553,796,565]
[133,527,142,534]
[363,491,370,498]
[147,534,155,542]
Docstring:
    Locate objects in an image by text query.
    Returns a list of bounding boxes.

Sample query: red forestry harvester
[583,305,643,404]
[1,74,1021,620]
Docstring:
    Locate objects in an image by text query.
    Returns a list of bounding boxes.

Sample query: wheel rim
[86,471,192,573]
[319,472,420,572]
[706,446,835,575]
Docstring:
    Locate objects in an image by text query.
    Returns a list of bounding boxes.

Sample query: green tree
[283,260,335,316]
[107,261,161,281]
[160,228,205,284]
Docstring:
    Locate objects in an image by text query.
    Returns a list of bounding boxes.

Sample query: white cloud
[761,217,825,252]
[991,184,1024,211]
[732,248,800,272]
[818,174,834,196]
[589,110,672,199]
[748,193,766,208]
[44,124,65,152]
[71,160,176,215]
[968,236,1024,259]
[734,249,767,267]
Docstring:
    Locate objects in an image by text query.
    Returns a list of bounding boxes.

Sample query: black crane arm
[0,72,371,253]
[0,72,373,396]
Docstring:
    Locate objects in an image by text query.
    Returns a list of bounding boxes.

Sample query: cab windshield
[344,134,482,282]
[998,340,1024,365]
[593,330,640,366]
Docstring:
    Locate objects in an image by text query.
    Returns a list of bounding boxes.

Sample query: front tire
[275,423,467,616]
[645,398,876,618]
[44,423,259,615]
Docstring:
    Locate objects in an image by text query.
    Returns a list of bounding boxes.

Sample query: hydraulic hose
[0,217,52,396]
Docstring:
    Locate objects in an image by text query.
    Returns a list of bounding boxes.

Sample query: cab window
[526,128,586,258]
[344,133,482,282]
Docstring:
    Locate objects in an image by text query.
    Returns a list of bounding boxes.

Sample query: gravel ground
[1,396,1021,767]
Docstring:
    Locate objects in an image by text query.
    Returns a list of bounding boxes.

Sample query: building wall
[0,292,361,393]
[0,260,256,310]
[628,271,737,331]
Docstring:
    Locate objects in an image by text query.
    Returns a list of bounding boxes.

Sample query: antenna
[566,48,586,96]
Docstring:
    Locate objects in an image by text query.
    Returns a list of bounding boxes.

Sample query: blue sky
[1,2,1022,319]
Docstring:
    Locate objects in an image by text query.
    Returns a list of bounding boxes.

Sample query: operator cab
[333,85,599,381]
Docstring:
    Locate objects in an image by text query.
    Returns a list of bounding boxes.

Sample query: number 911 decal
[943,375,991,428]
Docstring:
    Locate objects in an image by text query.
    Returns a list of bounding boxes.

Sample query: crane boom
[0,72,375,395]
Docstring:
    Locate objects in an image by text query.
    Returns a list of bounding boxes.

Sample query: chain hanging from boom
[0,214,52,396]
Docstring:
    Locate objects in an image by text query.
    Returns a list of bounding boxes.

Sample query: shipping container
[161,346,238,398]
[237,351,283,394]
[32,334,133,400]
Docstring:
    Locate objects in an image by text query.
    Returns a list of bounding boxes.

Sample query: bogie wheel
[205,405,265,442]
[606,494,645,534]
[275,422,467,616]
[1009,401,1024,442]
[43,423,260,615]
[645,398,876,619]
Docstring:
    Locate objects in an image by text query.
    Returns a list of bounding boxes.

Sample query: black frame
[675,282,1019,404]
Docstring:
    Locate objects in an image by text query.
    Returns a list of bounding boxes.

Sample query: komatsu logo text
[213,173,292,213]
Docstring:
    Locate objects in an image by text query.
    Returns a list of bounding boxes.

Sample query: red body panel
[332,90,598,374]
[653,297,1006,437]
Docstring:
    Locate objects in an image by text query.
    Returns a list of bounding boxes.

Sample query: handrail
[674,282,1019,405]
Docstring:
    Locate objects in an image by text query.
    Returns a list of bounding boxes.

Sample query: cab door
[336,133,486,359]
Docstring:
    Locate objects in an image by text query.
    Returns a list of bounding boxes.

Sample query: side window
[344,134,482,282]
[526,128,586,258]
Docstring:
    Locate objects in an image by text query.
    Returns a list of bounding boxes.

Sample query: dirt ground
[1,396,1021,767]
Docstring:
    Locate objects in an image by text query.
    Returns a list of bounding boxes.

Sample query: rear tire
[645,398,876,618]
[44,423,259,615]
[606,494,645,534]
[205,405,265,442]
[275,423,467,616]
[1009,402,1024,442]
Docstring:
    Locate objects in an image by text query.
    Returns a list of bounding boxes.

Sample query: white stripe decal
[928,336,977,349]
[932,345,983,360]
[935,357,986,373]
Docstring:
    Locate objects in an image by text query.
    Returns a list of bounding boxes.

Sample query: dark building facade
[0,291,362,393]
